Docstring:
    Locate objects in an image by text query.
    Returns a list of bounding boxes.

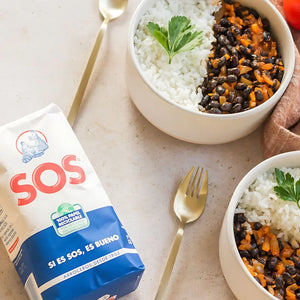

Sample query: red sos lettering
[10,155,86,206]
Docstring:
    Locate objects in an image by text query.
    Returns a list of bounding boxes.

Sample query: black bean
[277,70,284,82]
[218,56,227,68]
[230,55,239,67]
[239,230,247,240]
[220,102,232,112]
[250,60,260,70]
[250,248,259,258]
[278,239,284,251]
[234,96,244,104]
[275,276,284,288]
[242,59,251,67]
[249,8,259,18]
[286,265,297,275]
[200,95,210,107]
[216,76,227,84]
[235,213,246,223]
[227,31,235,44]
[209,100,220,108]
[227,74,238,83]
[262,18,270,31]
[216,85,226,95]
[255,90,263,101]
[211,94,220,101]
[253,222,262,230]
[218,35,230,46]
[232,103,242,113]
[282,272,294,285]
[231,47,239,57]
[235,83,247,90]
[231,25,241,35]
[207,79,218,92]
[228,68,240,76]
[228,92,236,103]
[293,256,300,269]
[263,57,275,64]
[267,257,278,270]
[263,31,271,42]
[219,47,230,56]
[209,107,222,114]
[295,273,300,285]
[242,87,251,98]
[220,17,231,27]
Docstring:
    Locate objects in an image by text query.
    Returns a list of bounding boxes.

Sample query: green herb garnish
[274,168,300,208]
[147,16,203,64]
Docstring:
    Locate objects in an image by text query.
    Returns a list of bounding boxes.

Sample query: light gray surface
[0,0,265,299]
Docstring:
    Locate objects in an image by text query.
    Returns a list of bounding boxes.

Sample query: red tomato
[283,0,300,31]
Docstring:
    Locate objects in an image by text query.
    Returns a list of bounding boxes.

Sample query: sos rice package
[0,104,144,300]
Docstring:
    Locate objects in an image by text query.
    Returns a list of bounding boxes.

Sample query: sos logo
[10,155,86,206]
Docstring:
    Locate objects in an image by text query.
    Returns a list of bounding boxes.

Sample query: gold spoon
[67,0,128,127]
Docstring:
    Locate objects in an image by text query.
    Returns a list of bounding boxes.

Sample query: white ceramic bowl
[219,150,300,300]
[126,0,295,144]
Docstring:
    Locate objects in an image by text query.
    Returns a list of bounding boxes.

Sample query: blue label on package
[13,206,145,300]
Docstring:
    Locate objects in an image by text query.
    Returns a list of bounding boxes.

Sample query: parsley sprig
[274,168,300,208]
[147,16,203,64]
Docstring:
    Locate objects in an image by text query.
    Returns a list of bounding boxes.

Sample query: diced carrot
[267,88,274,97]
[251,23,260,34]
[262,73,274,86]
[261,225,270,235]
[262,234,270,252]
[257,274,266,287]
[219,96,226,105]
[240,77,252,85]
[249,91,256,103]
[240,38,252,47]
[238,65,252,75]
[281,243,294,258]
[286,283,298,300]
[224,53,230,61]
[262,63,274,71]
[268,232,280,257]
[275,261,285,274]
[242,257,256,277]
[297,249,300,257]
[249,101,256,108]
[254,70,264,83]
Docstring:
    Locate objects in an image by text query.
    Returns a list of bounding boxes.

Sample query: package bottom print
[14,206,144,300]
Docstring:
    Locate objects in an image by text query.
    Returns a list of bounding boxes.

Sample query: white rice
[134,0,219,111]
[236,167,300,243]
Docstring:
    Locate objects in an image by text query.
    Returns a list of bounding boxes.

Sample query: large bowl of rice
[126,0,295,144]
[219,150,300,300]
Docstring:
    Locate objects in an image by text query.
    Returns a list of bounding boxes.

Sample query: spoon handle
[67,17,110,127]
[155,222,185,300]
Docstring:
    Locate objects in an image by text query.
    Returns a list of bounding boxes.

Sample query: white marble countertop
[0,1,269,299]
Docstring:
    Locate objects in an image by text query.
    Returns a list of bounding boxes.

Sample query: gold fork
[155,167,208,300]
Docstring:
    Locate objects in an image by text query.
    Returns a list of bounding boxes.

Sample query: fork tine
[194,168,203,196]
[178,167,195,194]
[187,167,199,196]
[197,170,208,198]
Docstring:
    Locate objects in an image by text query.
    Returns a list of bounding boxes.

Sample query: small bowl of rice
[126,0,295,144]
[219,150,300,300]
